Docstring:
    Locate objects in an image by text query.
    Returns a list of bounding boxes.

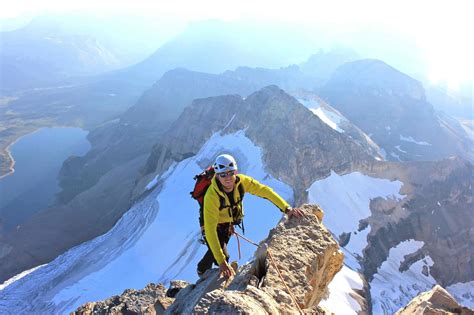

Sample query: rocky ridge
[396,285,474,315]
[73,204,344,314]
[135,85,375,202]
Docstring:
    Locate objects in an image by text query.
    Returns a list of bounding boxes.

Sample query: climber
[196,153,303,278]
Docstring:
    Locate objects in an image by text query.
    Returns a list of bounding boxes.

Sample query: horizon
[0,0,473,92]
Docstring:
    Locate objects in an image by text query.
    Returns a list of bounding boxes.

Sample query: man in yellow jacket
[197,154,303,278]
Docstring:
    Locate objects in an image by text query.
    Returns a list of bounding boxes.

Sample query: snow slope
[308,171,404,314]
[307,170,403,269]
[447,281,474,308]
[319,266,364,314]
[370,240,436,315]
[297,97,346,133]
[0,130,293,314]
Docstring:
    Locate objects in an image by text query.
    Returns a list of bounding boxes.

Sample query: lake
[0,127,91,232]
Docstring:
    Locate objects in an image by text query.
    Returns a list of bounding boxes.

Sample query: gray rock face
[319,59,472,162]
[359,157,474,286]
[292,90,384,160]
[73,204,343,315]
[137,85,375,201]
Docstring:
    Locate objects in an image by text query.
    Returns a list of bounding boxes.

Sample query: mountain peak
[244,84,292,105]
[326,58,425,100]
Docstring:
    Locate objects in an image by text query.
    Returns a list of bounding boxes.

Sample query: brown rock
[396,285,474,315]
[167,204,344,314]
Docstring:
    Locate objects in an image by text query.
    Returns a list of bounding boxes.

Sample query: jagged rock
[166,204,344,314]
[396,285,474,315]
[165,280,190,298]
[72,283,173,315]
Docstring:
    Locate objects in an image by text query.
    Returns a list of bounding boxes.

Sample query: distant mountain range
[0,18,472,314]
[0,24,120,90]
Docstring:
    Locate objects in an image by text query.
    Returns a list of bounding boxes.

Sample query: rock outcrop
[73,204,344,314]
[396,285,474,315]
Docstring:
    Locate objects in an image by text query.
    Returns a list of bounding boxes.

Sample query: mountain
[222,65,315,92]
[299,47,359,88]
[136,85,375,197]
[0,85,472,314]
[56,68,256,204]
[123,19,317,81]
[292,90,384,160]
[0,18,329,179]
[426,84,474,120]
[319,59,473,162]
[0,21,120,90]
[220,47,359,94]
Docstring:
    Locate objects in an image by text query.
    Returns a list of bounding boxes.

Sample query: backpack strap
[237,182,245,202]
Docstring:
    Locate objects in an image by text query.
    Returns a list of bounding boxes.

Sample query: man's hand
[219,261,235,278]
[286,207,304,218]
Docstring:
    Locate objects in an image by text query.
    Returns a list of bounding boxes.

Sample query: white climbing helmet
[213,154,238,174]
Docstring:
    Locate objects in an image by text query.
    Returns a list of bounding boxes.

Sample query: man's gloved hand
[285,206,304,218]
[219,261,235,278]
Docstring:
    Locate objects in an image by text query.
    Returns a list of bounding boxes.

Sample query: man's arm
[203,191,227,265]
[240,174,290,211]
[241,174,304,218]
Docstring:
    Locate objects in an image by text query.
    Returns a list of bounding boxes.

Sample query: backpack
[190,166,245,230]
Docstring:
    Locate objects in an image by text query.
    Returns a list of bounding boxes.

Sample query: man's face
[216,170,237,191]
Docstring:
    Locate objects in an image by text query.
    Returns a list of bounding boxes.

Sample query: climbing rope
[233,231,304,314]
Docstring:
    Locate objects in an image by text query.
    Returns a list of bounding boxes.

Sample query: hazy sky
[1,0,472,89]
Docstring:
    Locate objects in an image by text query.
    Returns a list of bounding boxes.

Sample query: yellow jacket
[203,173,290,265]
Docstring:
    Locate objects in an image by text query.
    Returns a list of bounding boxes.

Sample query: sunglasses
[217,170,236,178]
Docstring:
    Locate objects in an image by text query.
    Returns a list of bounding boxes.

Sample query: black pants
[197,224,231,274]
